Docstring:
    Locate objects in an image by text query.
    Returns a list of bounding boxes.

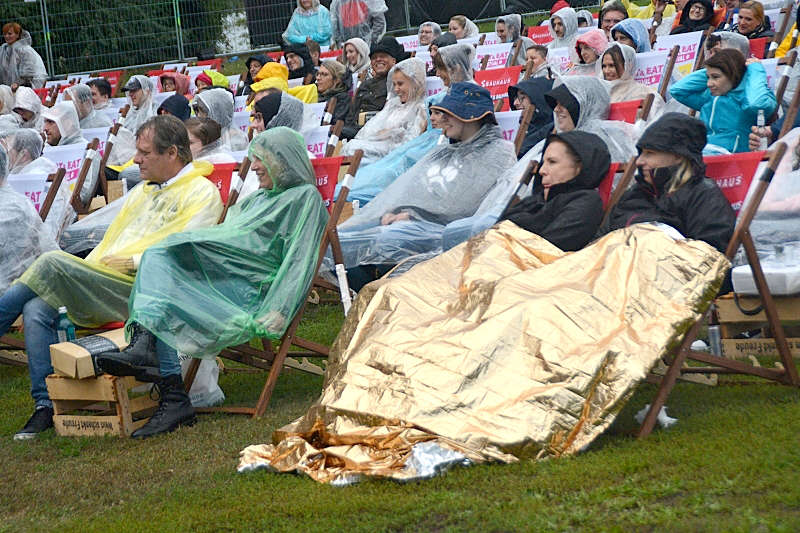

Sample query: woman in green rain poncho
[97,127,329,438]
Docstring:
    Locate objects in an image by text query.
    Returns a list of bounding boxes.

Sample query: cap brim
[429,105,493,123]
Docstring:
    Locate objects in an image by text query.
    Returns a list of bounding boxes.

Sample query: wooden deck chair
[326,120,344,157]
[95,122,123,202]
[772,50,797,122]
[494,98,504,112]
[500,160,538,214]
[767,7,793,58]
[196,58,222,71]
[608,99,643,124]
[600,157,637,227]
[749,37,769,60]
[514,106,535,156]
[69,138,101,215]
[218,157,249,224]
[779,76,800,139]
[478,34,487,46]
[33,88,49,105]
[508,39,523,67]
[638,143,800,438]
[38,168,66,223]
[184,150,365,417]
[46,86,59,108]
[658,45,680,101]
[93,69,125,97]
[480,55,490,71]
[693,27,717,71]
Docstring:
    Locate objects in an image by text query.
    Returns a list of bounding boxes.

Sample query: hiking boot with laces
[13,406,54,440]
[132,374,196,439]
[96,322,161,382]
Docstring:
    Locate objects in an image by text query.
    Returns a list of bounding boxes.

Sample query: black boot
[96,323,161,382]
[132,374,196,439]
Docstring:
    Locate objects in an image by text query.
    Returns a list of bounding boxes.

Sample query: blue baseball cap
[430,82,495,123]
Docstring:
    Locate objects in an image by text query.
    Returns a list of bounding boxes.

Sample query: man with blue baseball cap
[429,82,498,144]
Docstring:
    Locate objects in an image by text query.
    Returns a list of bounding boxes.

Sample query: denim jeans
[155,335,181,378]
[0,284,58,407]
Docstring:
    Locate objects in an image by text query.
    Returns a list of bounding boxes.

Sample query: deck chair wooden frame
[514,106,535,156]
[767,7,793,58]
[770,50,797,123]
[508,39,523,68]
[638,143,800,438]
[95,122,122,202]
[479,55,490,71]
[325,120,344,157]
[692,27,717,71]
[779,76,800,138]
[321,96,337,126]
[658,45,680,101]
[69,138,101,214]
[184,151,365,418]
[601,157,637,225]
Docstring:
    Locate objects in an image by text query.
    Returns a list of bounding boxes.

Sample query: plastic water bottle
[757,110,768,150]
[708,324,722,356]
[56,306,76,343]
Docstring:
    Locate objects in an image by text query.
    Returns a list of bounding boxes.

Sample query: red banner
[205,162,236,204]
[703,151,764,213]
[320,50,343,59]
[608,99,642,124]
[748,37,768,59]
[97,70,125,96]
[312,156,344,212]
[527,26,553,45]
[598,163,620,208]
[474,66,524,112]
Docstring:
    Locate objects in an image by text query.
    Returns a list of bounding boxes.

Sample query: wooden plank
[128,395,158,415]
[113,377,134,436]
[46,374,135,402]
[716,295,800,323]
[0,350,27,366]
[722,337,800,359]
[53,415,122,437]
[52,399,107,415]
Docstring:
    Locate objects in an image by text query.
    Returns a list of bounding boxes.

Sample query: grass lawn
[1,302,799,532]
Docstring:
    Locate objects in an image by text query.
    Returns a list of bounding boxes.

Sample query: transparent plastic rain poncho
[0,86,44,132]
[496,14,534,66]
[0,85,14,116]
[344,37,371,76]
[548,7,579,50]
[552,76,638,162]
[338,43,475,205]
[341,58,429,164]
[0,31,48,88]
[283,0,333,46]
[738,128,800,266]
[106,75,157,166]
[65,84,112,129]
[567,29,607,76]
[337,124,517,267]
[598,43,664,115]
[18,161,223,327]
[267,92,305,132]
[128,128,329,358]
[0,146,58,294]
[59,140,236,255]
[330,0,388,46]
[0,129,53,175]
[714,31,752,62]
[44,101,101,203]
[195,88,249,151]
[418,22,442,44]
[576,9,594,27]
[459,17,480,39]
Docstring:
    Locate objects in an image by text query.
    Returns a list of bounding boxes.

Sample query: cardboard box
[107,181,124,203]
[50,328,128,379]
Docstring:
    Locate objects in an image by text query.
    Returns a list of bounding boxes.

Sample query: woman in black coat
[599,113,736,255]
[502,130,610,251]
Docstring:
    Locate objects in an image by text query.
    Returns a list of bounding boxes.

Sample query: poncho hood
[549,7,579,48]
[611,18,652,52]
[196,88,234,129]
[42,101,84,146]
[248,127,315,192]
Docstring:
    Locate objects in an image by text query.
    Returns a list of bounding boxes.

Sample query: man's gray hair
[136,115,193,164]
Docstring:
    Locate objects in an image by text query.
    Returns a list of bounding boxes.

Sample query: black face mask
[638,162,683,191]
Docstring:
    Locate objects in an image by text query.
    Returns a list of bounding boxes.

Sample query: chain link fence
[7,0,597,77]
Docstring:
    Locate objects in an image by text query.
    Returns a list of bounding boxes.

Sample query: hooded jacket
[599,113,736,254]
[503,130,610,251]
[509,77,555,157]
[569,29,608,75]
[158,94,191,121]
[671,0,714,34]
[282,0,333,46]
[496,14,535,66]
[669,61,777,152]
[158,71,192,97]
[611,18,651,52]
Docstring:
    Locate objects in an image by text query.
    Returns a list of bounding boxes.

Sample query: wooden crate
[716,294,800,360]
[46,374,158,437]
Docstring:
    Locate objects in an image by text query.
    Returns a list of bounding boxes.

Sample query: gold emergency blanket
[239,222,729,483]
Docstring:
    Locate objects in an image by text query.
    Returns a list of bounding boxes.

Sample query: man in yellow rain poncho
[0,115,223,441]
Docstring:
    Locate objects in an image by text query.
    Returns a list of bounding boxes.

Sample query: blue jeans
[155,335,181,378]
[0,284,58,407]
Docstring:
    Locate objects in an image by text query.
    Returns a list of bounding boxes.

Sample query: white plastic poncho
[0,146,58,294]
[496,14,534,66]
[598,43,665,117]
[0,85,14,116]
[0,86,44,132]
[551,76,638,163]
[548,7,579,50]
[106,75,157,166]
[337,124,518,267]
[342,58,428,164]
[459,17,480,39]
[344,37,371,77]
[331,0,388,46]
[65,84,112,129]
[0,128,55,175]
[268,92,305,131]
[195,88,249,151]
[0,31,48,88]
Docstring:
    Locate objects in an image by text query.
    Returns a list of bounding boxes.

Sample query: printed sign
[42,144,86,189]
[546,46,572,74]
[704,151,764,213]
[655,31,703,75]
[304,125,330,158]
[7,173,48,212]
[425,76,445,97]
[528,25,553,44]
[474,65,524,112]
[633,50,671,87]
[311,156,343,212]
[415,51,433,71]
[234,95,248,113]
[308,102,327,122]
[473,43,514,70]
[232,111,251,134]
[495,110,522,144]
[80,127,110,157]
[761,58,779,90]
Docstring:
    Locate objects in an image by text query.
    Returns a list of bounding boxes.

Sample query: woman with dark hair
[502,131,610,251]
[600,113,736,255]
[599,43,665,113]
[670,48,776,152]
[670,0,714,34]
[0,22,47,87]
[731,1,774,39]
[185,117,236,164]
